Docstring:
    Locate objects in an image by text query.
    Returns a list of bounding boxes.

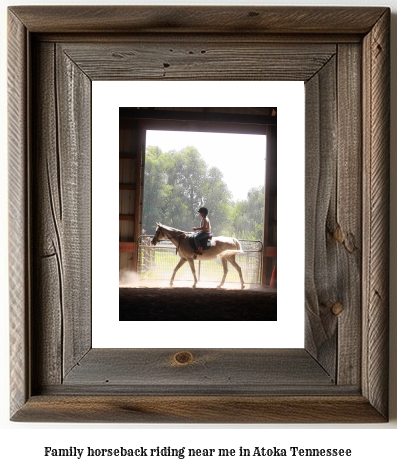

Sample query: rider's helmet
[198,207,208,216]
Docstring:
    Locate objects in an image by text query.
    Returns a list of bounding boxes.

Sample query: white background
[1,0,396,469]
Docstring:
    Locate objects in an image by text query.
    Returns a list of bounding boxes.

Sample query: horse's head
[151,223,165,246]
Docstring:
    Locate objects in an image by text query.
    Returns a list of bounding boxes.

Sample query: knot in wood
[174,351,194,365]
[333,225,344,244]
[331,302,344,316]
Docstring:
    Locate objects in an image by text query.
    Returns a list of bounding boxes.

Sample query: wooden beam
[119,183,136,191]
[119,108,277,126]
[119,242,136,253]
[119,214,134,221]
[140,119,267,136]
[264,247,277,258]
[262,125,277,286]
[119,152,137,160]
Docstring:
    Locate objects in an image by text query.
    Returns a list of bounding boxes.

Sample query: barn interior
[119,107,277,321]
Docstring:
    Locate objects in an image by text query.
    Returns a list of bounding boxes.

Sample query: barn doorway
[119,108,277,289]
[138,130,267,288]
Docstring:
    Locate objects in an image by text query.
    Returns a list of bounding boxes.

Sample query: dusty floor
[119,283,277,321]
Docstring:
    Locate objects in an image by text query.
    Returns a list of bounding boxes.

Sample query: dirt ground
[119,284,277,321]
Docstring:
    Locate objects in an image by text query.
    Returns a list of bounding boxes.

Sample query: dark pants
[194,231,208,249]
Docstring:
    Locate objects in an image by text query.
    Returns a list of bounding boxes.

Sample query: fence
[137,236,263,285]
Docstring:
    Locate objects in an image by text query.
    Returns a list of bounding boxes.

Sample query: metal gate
[137,236,263,285]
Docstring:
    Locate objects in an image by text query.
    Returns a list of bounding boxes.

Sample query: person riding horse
[151,222,245,289]
[192,207,211,255]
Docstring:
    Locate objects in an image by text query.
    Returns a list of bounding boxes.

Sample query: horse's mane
[157,223,189,235]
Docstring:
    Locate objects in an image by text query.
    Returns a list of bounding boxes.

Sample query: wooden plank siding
[119,120,140,271]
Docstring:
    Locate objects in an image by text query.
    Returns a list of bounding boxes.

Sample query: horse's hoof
[241,285,245,289]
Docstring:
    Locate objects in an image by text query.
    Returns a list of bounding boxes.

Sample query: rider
[192,207,211,255]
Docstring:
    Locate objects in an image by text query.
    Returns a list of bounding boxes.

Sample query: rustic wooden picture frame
[8,6,390,423]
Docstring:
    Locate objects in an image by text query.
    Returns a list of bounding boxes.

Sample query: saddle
[188,233,213,251]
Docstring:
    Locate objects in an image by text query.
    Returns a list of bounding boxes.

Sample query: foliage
[232,186,265,240]
[142,145,264,241]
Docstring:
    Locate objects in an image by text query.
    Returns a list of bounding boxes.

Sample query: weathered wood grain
[12,396,385,424]
[362,9,390,419]
[8,6,390,423]
[8,6,387,34]
[305,56,338,378]
[8,10,29,418]
[335,44,362,386]
[31,42,92,387]
[59,43,336,82]
[56,44,92,377]
[62,349,332,388]
[32,42,63,388]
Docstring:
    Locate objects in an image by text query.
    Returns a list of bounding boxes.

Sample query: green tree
[166,146,208,221]
[142,145,233,236]
[143,145,264,241]
[202,166,233,235]
[142,146,172,234]
[232,185,265,240]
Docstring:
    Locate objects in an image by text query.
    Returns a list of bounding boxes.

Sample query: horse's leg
[217,257,228,288]
[170,258,187,287]
[228,255,245,289]
[187,258,198,288]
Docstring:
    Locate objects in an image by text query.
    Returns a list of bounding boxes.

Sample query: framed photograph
[94,81,303,347]
[8,6,390,422]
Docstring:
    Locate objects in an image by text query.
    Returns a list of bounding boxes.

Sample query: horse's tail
[235,238,242,251]
[217,239,243,260]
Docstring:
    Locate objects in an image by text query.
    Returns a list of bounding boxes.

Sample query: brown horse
[151,223,245,289]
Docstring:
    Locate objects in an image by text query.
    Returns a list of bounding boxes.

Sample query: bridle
[151,226,161,245]
[152,225,184,254]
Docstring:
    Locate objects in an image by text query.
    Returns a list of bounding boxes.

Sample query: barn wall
[119,119,140,272]
[119,108,276,277]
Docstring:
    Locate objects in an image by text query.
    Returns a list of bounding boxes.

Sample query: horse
[151,223,245,289]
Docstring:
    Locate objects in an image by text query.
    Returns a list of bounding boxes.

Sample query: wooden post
[132,124,145,272]
[262,125,277,286]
